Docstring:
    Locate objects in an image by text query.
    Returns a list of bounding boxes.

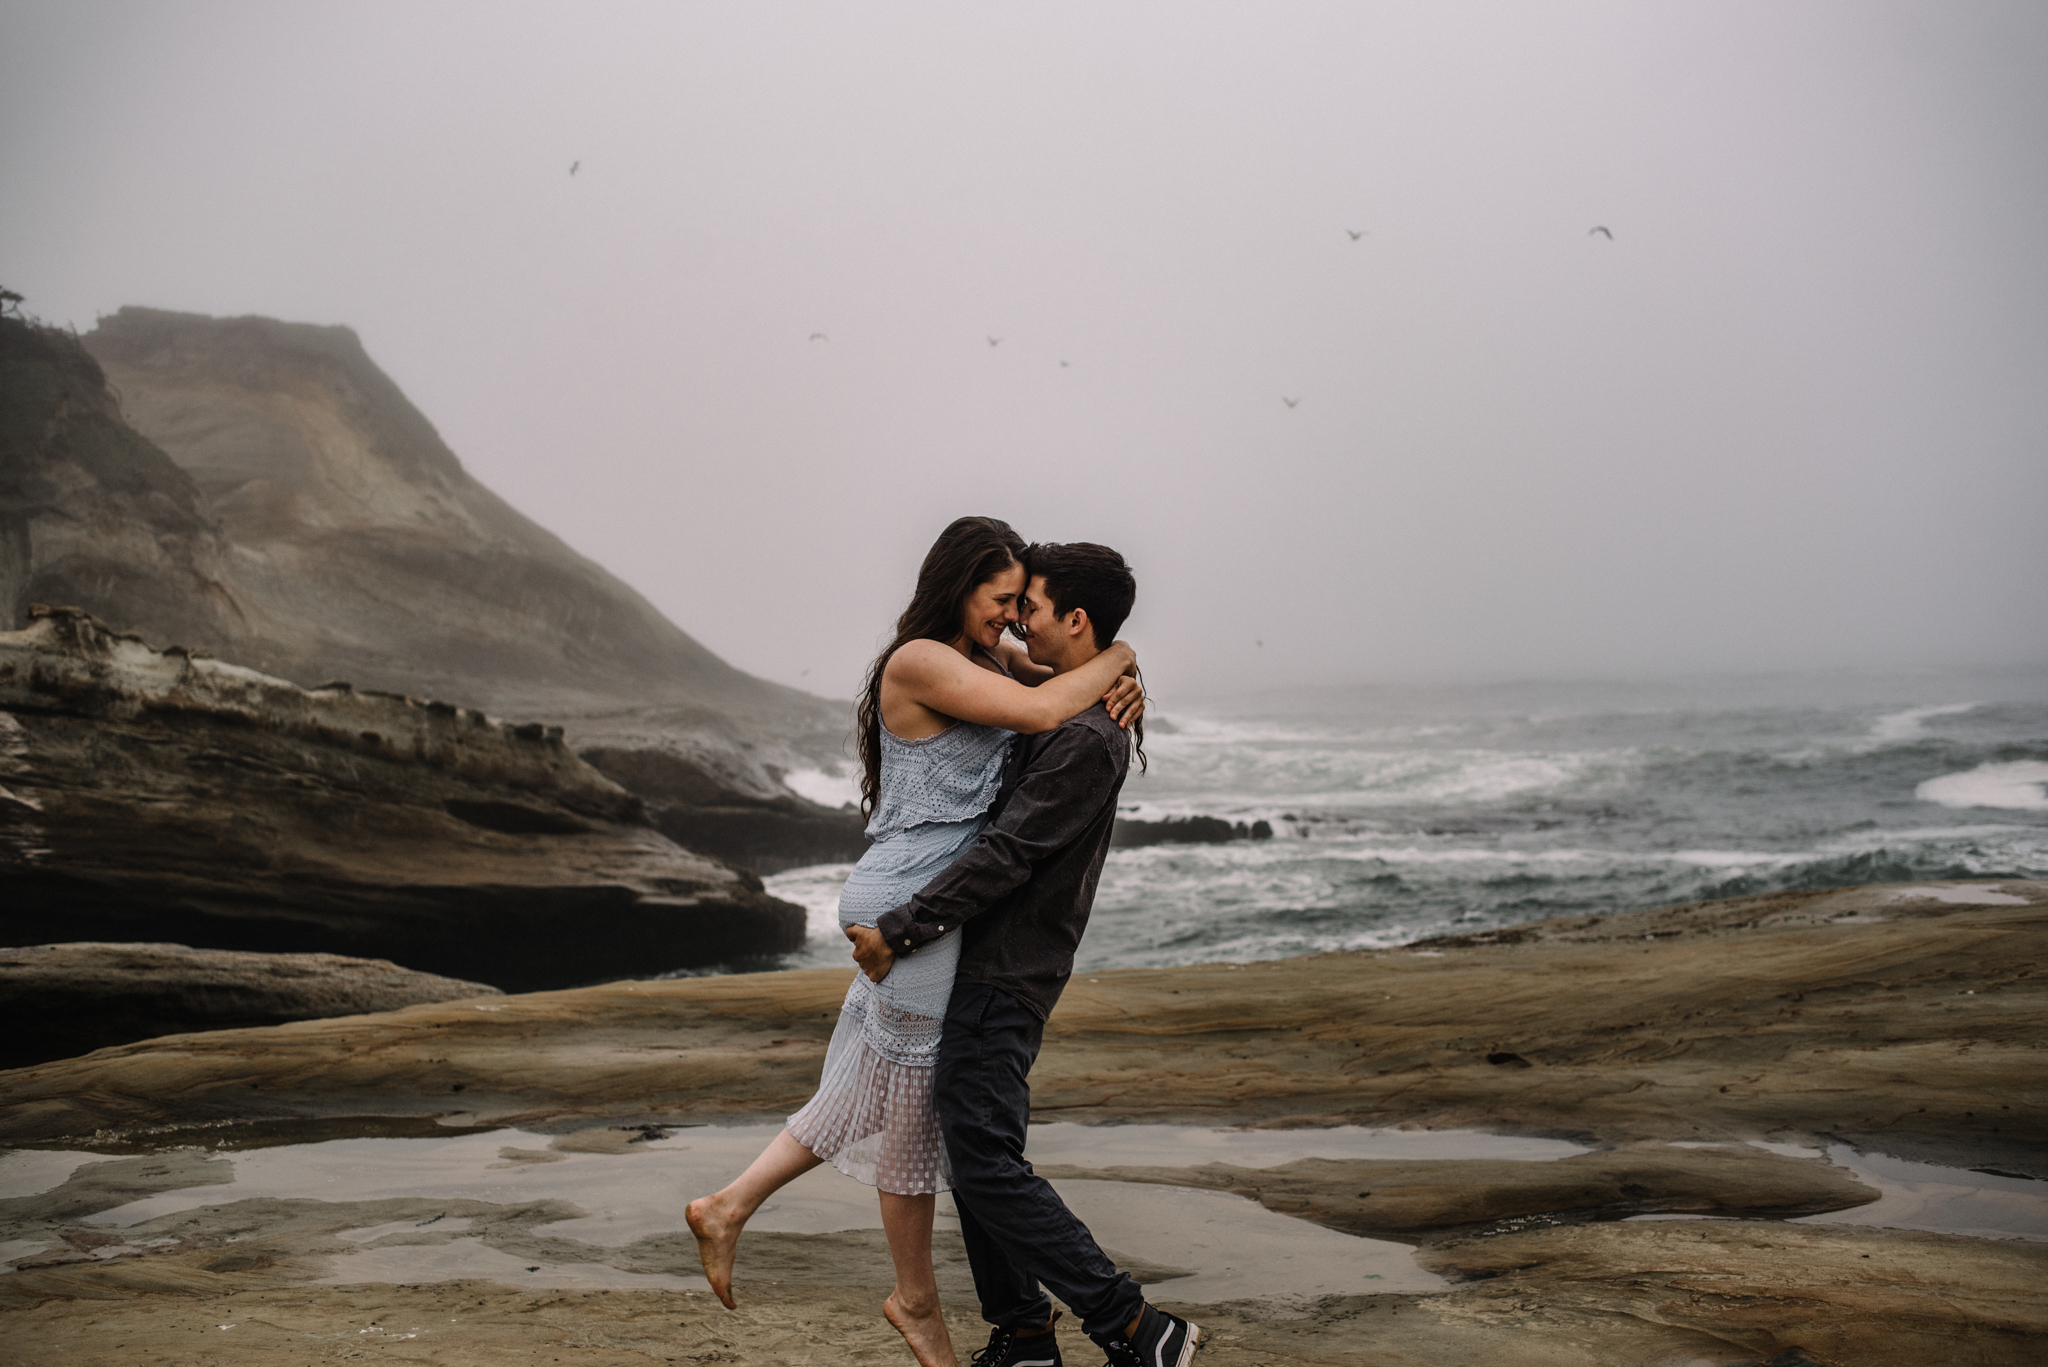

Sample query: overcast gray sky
[5,1,2044,701]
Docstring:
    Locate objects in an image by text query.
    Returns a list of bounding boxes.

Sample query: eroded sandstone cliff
[0,607,803,989]
[0,314,241,654]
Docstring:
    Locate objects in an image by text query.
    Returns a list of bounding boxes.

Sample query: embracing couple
[686,517,1201,1367]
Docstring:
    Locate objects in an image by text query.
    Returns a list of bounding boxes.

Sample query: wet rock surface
[0,943,502,1070]
[1111,814,1274,847]
[2,882,2043,1365]
[1036,1142,1880,1239]
[1,881,2041,1150]
[0,609,804,991]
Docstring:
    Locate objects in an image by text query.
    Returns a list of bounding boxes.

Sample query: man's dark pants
[935,981,1145,1344]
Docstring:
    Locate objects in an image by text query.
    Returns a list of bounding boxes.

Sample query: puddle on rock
[0,1122,1551,1301]
[1796,1143,2048,1241]
[1629,1141,2048,1242]
[1022,1121,1590,1167]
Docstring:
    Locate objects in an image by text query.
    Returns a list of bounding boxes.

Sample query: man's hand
[846,924,896,983]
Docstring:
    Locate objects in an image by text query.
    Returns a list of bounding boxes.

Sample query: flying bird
[987,336,1002,347]
[1282,397,1300,408]
[1060,360,1070,368]
[1256,639,1264,648]
[1588,225,1613,239]
[809,333,829,342]
[569,161,580,176]
[1347,229,1367,241]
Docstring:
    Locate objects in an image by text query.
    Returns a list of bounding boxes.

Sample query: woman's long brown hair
[856,516,1029,821]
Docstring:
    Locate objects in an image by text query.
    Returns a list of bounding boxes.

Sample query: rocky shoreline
[0,608,805,991]
[1,880,2042,1365]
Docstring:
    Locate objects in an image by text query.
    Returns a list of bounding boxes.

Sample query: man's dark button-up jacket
[873,701,1132,1020]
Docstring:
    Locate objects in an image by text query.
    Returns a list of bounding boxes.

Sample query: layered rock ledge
[0,942,502,1070]
[0,608,803,991]
[3,880,2039,1158]
[1,881,2043,1366]
[4,881,2048,1360]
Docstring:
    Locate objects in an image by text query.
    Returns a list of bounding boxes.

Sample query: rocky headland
[1,881,2041,1365]
[0,606,803,992]
[3,308,864,873]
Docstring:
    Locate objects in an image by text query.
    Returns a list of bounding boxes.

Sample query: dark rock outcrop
[0,608,804,991]
[579,746,867,875]
[0,942,501,1070]
[1112,814,1273,848]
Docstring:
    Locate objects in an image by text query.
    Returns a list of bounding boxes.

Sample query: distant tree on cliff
[0,288,23,319]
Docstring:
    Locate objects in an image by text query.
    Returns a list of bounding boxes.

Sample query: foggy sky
[4,1,2044,703]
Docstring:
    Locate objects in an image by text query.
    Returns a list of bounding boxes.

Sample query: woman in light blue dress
[688,517,1141,1367]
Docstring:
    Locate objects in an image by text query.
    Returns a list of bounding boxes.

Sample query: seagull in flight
[1347,229,1367,241]
[569,160,580,176]
[987,336,1002,347]
[1059,360,1070,367]
[1282,396,1300,409]
[809,333,828,342]
[1588,225,1613,239]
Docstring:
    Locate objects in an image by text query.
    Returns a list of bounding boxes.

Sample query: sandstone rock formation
[4,881,2038,1160]
[0,942,501,1070]
[2,306,862,869]
[0,607,803,991]
[2,883,2043,1366]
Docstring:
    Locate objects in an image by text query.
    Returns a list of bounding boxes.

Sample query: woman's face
[958,561,1026,651]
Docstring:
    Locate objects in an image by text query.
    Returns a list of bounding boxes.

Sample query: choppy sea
[760,670,2048,976]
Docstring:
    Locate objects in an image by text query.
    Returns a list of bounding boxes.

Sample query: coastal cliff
[0,607,804,990]
[1,306,861,869]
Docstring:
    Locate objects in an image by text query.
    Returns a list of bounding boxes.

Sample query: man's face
[1018,574,1079,666]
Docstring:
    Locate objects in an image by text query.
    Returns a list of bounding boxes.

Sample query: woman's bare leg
[880,1190,958,1367]
[686,1128,822,1309]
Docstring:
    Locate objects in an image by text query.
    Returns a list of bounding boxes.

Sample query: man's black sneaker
[970,1318,1063,1367]
[1100,1305,1201,1367]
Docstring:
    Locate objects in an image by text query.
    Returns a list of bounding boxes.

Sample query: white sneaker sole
[1160,1318,1201,1367]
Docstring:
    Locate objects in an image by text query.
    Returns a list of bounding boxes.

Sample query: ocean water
[763,671,2048,974]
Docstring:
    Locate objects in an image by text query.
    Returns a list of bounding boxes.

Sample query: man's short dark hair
[1024,542,1135,649]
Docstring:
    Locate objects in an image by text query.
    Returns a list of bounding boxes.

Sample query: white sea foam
[1916,761,2048,812]
[762,862,860,968]
[780,766,860,810]
[1127,746,1626,816]
[1867,702,1978,744]
[1668,850,1813,870]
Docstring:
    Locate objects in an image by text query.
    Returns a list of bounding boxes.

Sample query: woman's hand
[1102,641,1143,729]
[1103,672,1145,729]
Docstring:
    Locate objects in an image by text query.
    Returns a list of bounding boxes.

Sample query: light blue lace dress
[785,713,1014,1194]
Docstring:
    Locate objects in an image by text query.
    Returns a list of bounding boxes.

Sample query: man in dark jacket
[849,543,1201,1367]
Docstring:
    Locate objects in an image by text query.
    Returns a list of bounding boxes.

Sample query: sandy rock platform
[1,879,2043,1365]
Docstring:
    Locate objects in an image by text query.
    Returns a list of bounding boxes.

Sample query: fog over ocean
[759,670,2048,976]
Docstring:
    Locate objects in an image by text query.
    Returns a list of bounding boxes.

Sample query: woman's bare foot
[685,1196,741,1309]
[884,1290,958,1367]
